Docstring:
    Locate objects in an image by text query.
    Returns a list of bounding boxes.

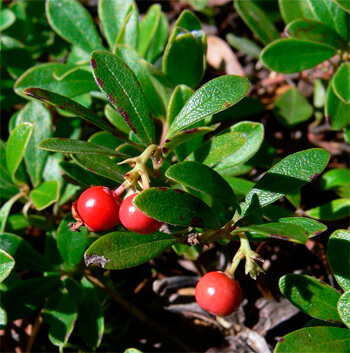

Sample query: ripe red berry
[195,271,242,316]
[119,193,162,234]
[76,186,120,232]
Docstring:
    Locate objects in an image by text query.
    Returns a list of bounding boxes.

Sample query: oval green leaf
[0,250,15,283]
[30,180,59,211]
[305,198,350,221]
[260,38,336,74]
[337,290,350,328]
[279,274,342,323]
[278,217,327,238]
[84,231,176,270]
[0,8,16,31]
[332,63,350,104]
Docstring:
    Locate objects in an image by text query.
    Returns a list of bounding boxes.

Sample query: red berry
[195,271,242,316]
[119,193,162,235]
[76,186,120,232]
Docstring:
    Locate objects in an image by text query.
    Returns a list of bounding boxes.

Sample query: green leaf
[0,192,24,232]
[39,138,129,158]
[16,101,52,187]
[167,75,250,136]
[0,232,51,272]
[71,154,125,183]
[84,231,176,270]
[98,0,138,49]
[332,63,350,104]
[223,177,254,202]
[279,274,342,322]
[334,0,350,13]
[226,33,261,59]
[175,9,201,31]
[0,8,16,31]
[90,50,154,146]
[57,215,88,270]
[134,188,221,229]
[163,27,205,89]
[166,161,238,206]
[240,148,330,216]
[163,124,220,157]
[285,19,348,50]
[273,88,314,127]
[325,82,350,130]
[78,277,104,347]
[278,217,327,238]
[260,38,336,74]
[46,0,104,54]
[187,131,246,167]
[214,122,265,174]
[30,180,59,211]
[0,250,15,283]
[321,168,350,190]
[338,290,350,328]
[305,198,350,221]
[1,47,35,79]
[234,0,279,45]
[167,85,194,127]
[2,274,60,321]
[231,222,309,244]
[327,229,350,292]
[45,290,78,347]
[6,122,33,184]
[274,326,350,353]
[15,63,98,98]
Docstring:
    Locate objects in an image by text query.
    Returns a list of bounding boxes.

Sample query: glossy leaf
[167,85,194,127]
[134,188,221,229]
[273,88,314,127]
[280,274,342,323]
[321,168,350,190]
[15,63,98,98]
[167,75,250,136]
[91,50,154,145]
[328,229,350,292]
[166,161,237,205]
[187,131,246,167]
[30,181,59,211]
[278,217,327,238]
[71,154,125,183]
[0,192,24,232]
[39,138,129,158]
[84,231,176,270]
[274,326,350,353]
[325,83,350,130]
[234,0,279,45]
[332,63,350,104]
[305,198,350,220]
[260,38,336,74]
[175,9,201,31]
[240,148,330,216]
[338,291,350,328]
[0,8,16,31]
[6,123,33,184]
[163,27,204,88]
[46,0,104,54]
[98,0,138,49]
[285,19,348,50]
[2,275,60,321]
[78,277,104,347]
[0,250,15,283]
[231,222,309,244]
[16,101,52,187]
[214,122,264,174]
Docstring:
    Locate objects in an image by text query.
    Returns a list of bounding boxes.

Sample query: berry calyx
[119,193,162,235]
[73,186,121,232]
[195,271,242,317]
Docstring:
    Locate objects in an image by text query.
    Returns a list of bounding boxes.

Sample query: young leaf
[6,122,33,185]
[240,148,330,216]
[279,274,342,323]
[278,217,327,238]
[328,229,350,292]
[39,138,130,158]
[273,87,314,127]
[338,290,350,328]
[260,38,336,73]
[274,326,350,353]
[98,0,138,50]
[332,63,350,104]
[57,215,88,270]
[305,198,350,220]
[187,131,246,167]
[167,75,250,136]
[234,0,279,45]
[166,161,238,206]
[0,250,15,283]
[175,9,202,31]
[16,101,52,187]
[134,188,221,229]
[84,231,176,270]
[46,0,104,54]
[90,50,154,146]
